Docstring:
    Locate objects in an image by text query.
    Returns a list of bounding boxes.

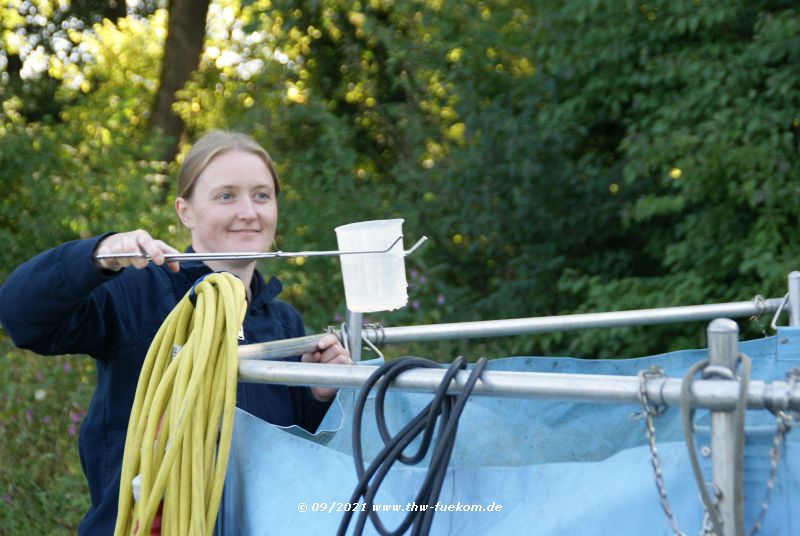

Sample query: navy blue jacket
[0,235,332,535]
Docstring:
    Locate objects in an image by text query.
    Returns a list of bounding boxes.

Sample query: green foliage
[527,0,800,356]
[0,12,176,531]
[0,340,94,533]
[2,1,800,531]
[3,0,798,352]
[0,11,179,280]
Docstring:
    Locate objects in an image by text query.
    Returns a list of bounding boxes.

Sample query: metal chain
[636,364,797,536]
[701,508,719,536]
[747,368,800,536]
[698,482,724,536]
[634,367,686,536]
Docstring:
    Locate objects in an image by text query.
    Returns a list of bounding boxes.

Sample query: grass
[0,337,94,535]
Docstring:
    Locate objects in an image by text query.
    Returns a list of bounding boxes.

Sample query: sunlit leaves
[5,0,796,362]
[0,5,175,279]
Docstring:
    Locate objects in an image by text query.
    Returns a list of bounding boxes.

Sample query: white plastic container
[335,219,408,312]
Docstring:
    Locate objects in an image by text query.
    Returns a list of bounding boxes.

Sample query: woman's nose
[237,199,258,219]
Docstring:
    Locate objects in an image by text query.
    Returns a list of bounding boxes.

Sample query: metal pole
[706,318,742,536]
[789,272,800,327]
[346,309,363,362]
[237,334,325,360]
[237,298,783,361]
[236,311,365,362]
[366,299,782,345]
[236,360,800,411]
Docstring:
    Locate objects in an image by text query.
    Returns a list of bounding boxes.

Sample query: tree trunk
[149,0,211,163]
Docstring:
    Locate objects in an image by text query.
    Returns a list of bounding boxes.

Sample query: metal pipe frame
[707,319,742,536]
[236,311,798,536]
[365,298,784,345]
[237,360,800,412]
[238,297,785,362]
[345,309,363,362]
[789,272,800,327]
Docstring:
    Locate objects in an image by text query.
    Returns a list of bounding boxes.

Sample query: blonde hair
[177,130,280,199]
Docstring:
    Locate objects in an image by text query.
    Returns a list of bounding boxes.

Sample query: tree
[517,0,800,356]
[149,0,212,163]
[3,4,800,529]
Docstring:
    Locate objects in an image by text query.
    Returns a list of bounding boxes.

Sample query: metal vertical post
[706,318,741,536]
[789,272,800,327]
[346,309,363,362]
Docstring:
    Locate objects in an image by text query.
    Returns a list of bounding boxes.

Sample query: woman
[0,130,350,535]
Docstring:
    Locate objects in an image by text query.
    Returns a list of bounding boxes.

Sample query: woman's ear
[175,197,193,229]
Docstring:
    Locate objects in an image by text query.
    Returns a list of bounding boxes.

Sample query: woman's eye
[255,192,271,201]
[218,192,234,201]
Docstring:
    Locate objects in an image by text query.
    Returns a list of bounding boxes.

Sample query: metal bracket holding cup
[335,219,425,362]
[94,235,427,263]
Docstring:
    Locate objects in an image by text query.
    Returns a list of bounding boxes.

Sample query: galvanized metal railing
[232,272,800,536]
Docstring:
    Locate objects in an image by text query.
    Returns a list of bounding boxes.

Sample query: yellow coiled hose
[114,272,247,536]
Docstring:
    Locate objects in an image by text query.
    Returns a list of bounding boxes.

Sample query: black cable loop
[337,356,488,536]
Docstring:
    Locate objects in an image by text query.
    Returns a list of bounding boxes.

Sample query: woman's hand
[93,230,181,273]
[301,333,352,401]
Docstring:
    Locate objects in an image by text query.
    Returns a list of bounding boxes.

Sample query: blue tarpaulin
[218,329,800,535]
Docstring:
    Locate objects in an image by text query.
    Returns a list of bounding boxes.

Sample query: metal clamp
[341,321,386,361]
[634,366,669,419]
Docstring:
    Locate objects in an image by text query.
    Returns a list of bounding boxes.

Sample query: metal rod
[707,319,741,536]
[236,298,784,362]
[236,360,800,411]
[789,272,800,327]
[364,298,783,345]
[346,309,363,363]
[95,236,428,263]
[237,334,323,360]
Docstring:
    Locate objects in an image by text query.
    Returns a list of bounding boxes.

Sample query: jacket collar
[182,245,283,309]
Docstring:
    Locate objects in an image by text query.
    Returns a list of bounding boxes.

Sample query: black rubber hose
[337,356,488,536]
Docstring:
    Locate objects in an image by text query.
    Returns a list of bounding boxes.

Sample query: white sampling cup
[335,219,408,312]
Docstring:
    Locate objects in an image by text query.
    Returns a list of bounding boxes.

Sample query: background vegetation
[1,0,799,532]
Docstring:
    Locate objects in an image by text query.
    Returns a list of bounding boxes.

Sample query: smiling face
[175,150,278,254]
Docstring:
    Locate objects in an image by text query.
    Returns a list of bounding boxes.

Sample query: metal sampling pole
[238,298,784,361]
[363,299,782,345]
[706,318,742,536]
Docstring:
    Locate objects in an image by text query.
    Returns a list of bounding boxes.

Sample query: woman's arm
[0,235,118,354]
[0,231,179,357]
